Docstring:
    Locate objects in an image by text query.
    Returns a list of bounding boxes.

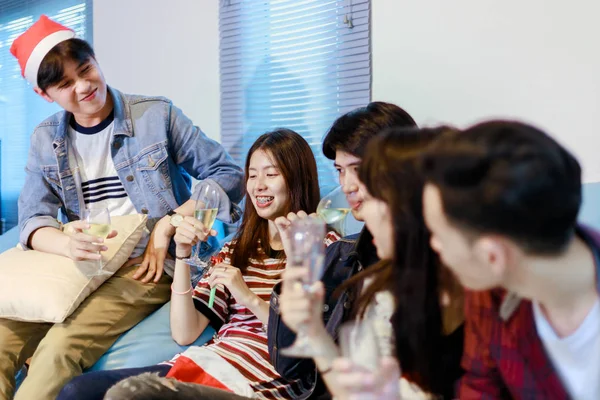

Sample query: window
[219,0,371,195]
[0,0,92,234]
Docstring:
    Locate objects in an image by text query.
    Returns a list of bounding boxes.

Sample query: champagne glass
[182,181,220,274]
[82,207,111,274]
[317,186,351,235]
[280,216,327,358]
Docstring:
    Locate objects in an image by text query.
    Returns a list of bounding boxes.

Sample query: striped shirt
[165,232,339,399]
[81,176,127,205]
[68,111,149,258]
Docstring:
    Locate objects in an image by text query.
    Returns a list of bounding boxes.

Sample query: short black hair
[322,101,417,160]
[37,38,95,91]
[421,120,582,255]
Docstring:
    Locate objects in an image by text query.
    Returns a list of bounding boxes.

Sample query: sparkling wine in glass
[82,207,111,274]
[182,181,220,274]
[317,186,351,234]
[280,216,327,358]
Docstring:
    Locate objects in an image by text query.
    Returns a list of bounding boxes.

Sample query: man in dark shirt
[268,102,418,399]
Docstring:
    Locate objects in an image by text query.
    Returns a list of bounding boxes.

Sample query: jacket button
[126,175,134,182]
[322,304,329,313]
[113,141,121,150]
[141,208,149,214]
[343,301,351,310]
[272,297,278,306]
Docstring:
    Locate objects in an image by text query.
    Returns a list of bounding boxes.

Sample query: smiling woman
[57,128,339,400]
[247,150,289,219]
[231,128,321,272]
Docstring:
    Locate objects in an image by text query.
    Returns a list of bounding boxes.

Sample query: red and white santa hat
[10,15,75,87]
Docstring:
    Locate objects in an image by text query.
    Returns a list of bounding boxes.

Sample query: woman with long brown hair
[59,128,337,399]
[278,126,464,399]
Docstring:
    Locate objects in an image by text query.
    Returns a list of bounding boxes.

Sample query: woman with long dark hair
[58,128,337,399]
[279,127,464,399]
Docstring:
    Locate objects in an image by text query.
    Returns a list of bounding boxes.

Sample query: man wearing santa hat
[2,15,244,400]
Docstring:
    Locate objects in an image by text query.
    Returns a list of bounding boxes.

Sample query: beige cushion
[0,214,147,323]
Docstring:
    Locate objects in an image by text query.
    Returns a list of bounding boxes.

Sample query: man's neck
[72,91,114,128]
[512,236,598,337]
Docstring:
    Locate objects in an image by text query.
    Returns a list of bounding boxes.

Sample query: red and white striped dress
[163,233,339,399]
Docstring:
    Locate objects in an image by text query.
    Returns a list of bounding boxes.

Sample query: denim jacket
[267,229,378,399]
[18,86,244,251]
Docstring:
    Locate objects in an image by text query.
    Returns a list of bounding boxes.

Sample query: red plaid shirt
[459,226,600,400]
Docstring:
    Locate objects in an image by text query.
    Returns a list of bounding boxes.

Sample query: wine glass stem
[194,239,203,261]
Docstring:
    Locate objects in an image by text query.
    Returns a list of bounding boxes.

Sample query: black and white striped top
[68,110,148,258]
[81,176,128,205]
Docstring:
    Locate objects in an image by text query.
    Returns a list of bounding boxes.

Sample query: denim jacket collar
[109,86,134,137]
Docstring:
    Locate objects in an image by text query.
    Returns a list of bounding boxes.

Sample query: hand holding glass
[82,207,111,274]
[182,181,220,274]
[280,216,326,358]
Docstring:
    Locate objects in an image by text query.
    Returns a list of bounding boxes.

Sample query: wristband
[171,283,193,295]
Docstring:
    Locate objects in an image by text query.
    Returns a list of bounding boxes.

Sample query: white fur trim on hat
[24,29,76,87]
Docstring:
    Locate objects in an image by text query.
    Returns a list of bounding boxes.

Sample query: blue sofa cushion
[88,301,215,371]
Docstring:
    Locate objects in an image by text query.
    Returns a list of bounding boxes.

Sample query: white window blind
[0,0,92,233]
[219,0,371,195]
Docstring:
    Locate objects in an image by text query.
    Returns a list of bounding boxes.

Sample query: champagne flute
[182,181,220,274]
[82,207,111,274]
[280,216,327,358]
[317,186,351,235]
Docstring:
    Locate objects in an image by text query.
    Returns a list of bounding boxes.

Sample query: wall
[372,0,600,184]
[93,0,221,141]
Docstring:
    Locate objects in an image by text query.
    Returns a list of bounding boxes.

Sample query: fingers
[153,249,167,283]
[207,268,230,287]
[178,218,210,243]
[295,210,309,219]
[71,248,102,261]
[70,220,90,232]
[282,267,308,281]
[132,257,150,280]
[106,230,118,239]
[274,211,309,230]
[286,212,300,223]
[174,230,197,246]
[73,231,105,244]
[141,259,157,283]
[281,268,308,291]
[274,216,291,231]
[183,216,209,234]
[206,264,238,285]
[74,239,107,254]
